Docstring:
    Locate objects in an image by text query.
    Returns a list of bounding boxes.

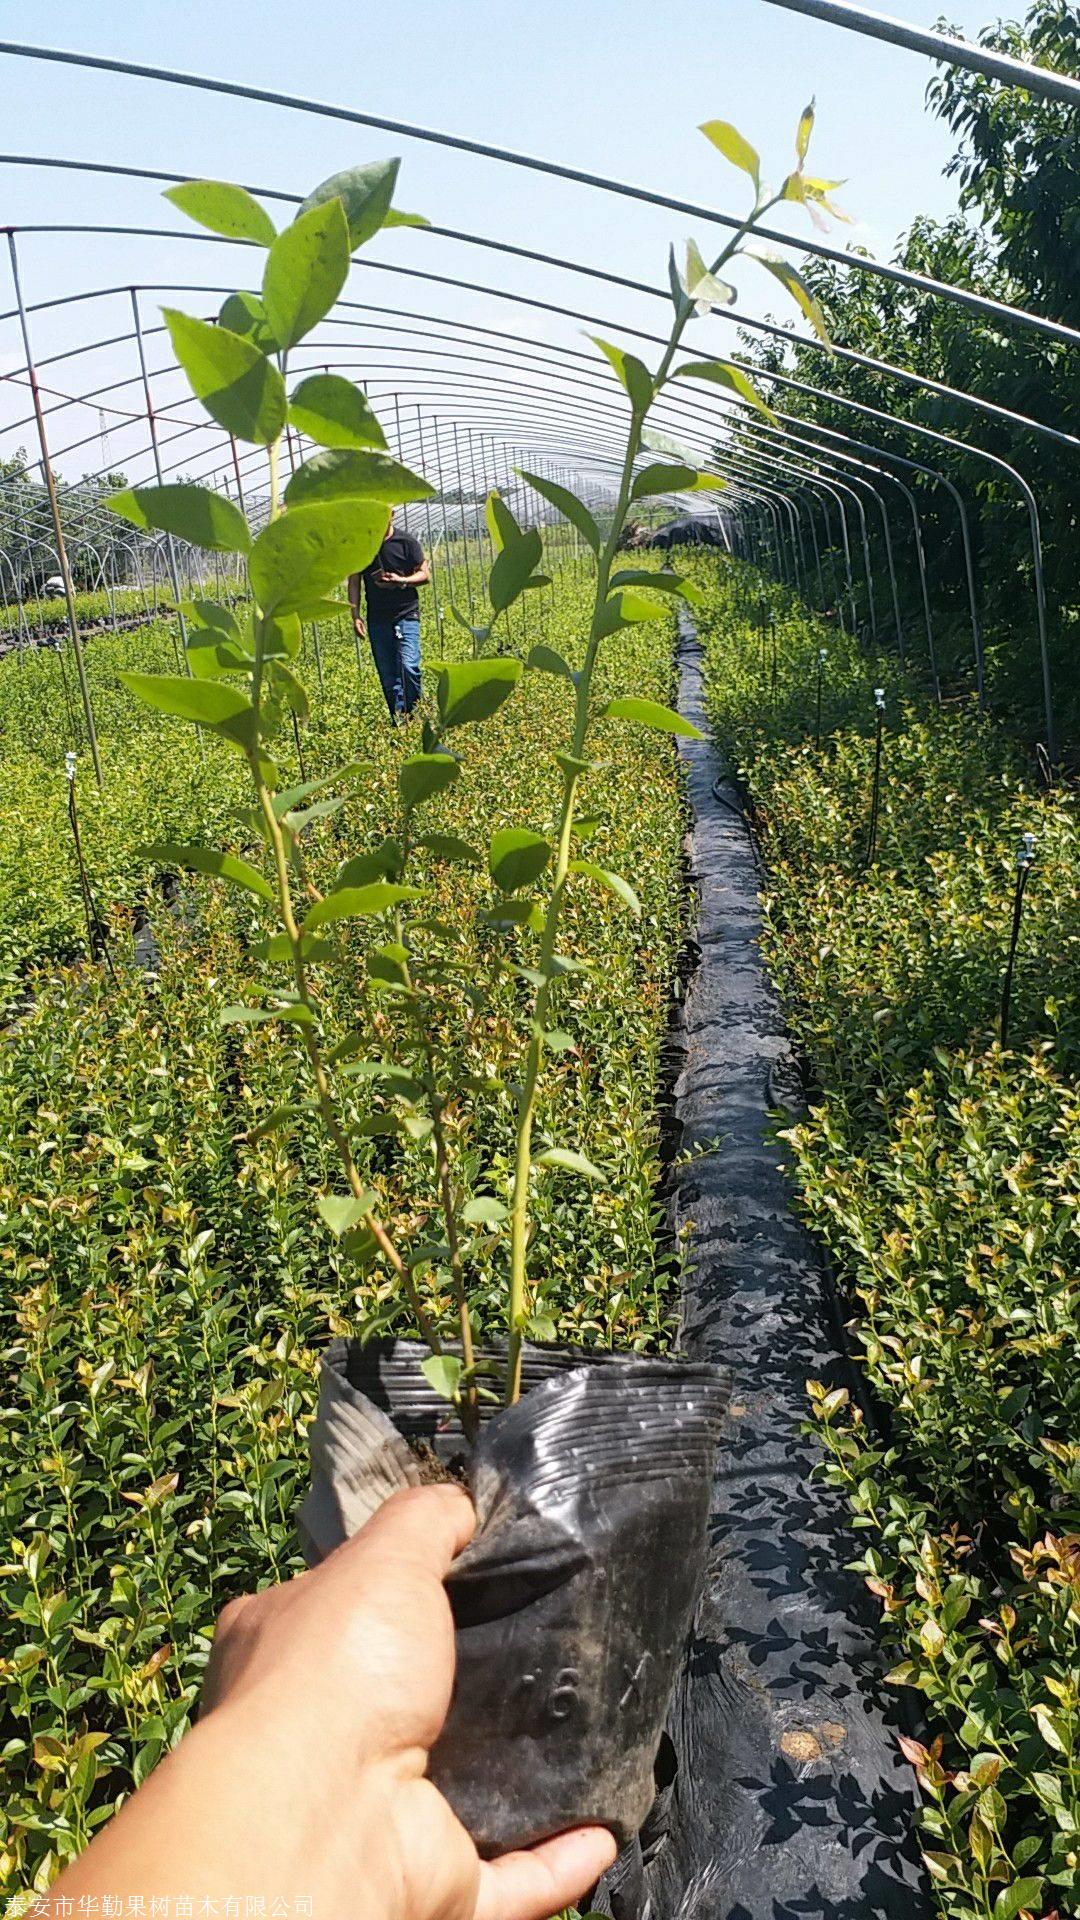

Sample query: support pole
[415,407,444,649]
[393,392,409,534]
[130,288,189,672]
[760,0,1080,108]
[452,421,475,620]
[7,231,102,785]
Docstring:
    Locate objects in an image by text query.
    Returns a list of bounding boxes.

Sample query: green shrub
[0,565,693,1891]
[697,555,1080,1920]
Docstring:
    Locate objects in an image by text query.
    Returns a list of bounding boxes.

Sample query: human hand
[352,612,366,639]
[48,1488,615,1920]
[375,569,406,585]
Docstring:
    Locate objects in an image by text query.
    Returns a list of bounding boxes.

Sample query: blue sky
[0,0,997,495]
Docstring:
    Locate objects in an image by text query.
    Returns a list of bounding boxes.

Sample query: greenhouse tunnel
[1,9,1078,1918]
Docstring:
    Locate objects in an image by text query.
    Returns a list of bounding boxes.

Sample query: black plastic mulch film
[301,612,932,1920]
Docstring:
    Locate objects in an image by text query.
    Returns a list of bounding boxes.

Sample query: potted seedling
[114,108,842,1854]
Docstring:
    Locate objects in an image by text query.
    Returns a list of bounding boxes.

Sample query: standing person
[349,510,430,721]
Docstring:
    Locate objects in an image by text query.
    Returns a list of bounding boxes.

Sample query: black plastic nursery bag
[301,1338,726,1854]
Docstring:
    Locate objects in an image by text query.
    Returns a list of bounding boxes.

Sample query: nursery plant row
[0,563,692,1893]
[694,556,1080,1920]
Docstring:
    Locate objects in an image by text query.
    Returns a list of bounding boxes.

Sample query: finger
[474,1827,618,1920]
[325,1485,475,1588]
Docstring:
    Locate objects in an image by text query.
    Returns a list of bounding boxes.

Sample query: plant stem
[248,768,441,1355]
[394,894,478,1438]
[252,426,440,1354]
[268,436,281,522]
[504,197,784,1403]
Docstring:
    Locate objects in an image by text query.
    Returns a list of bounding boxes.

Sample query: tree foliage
[729,0,1079,741]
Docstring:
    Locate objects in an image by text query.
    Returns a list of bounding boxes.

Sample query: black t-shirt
[362,532,425,621]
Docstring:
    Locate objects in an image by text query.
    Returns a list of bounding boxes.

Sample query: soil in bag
[301,1337,726,1855]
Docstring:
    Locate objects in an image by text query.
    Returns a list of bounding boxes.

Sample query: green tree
[727,1,1079,740]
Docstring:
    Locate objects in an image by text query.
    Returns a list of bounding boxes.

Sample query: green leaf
[421,1354,462,1403]
[610,567,702,603]
[684,239,736,313]
[180,599,241,640]
[462,1196,509,1226]
[300,159,400,249]
[534,1147,603,1180]
[516,470,600,554]
[699,120,761,192]
[541,1030,575,1054]
[187,636,252,678]
[489,528,543,614]
[642,425,697,464]
[253,932,332,964]
[317,1193,376,1237]
[163,307,286,445]
[335,840,402,887]
[219,1002,313,1027]
[416,832,480,865]
[604,695,703,739]
[796,98,816,164]
[568,859,641,918]
[248,1102,312,1142]
[284,448,434,507]
[1032,1705,1068,1754]
[489,828,551,894]
[449,605,490,649]
[269,659,309,719]
[631,462,698,501]
[274,763,369,817]
[399,752,460,811]
[749,251,832,346]
[119,671,257,746]
[993,1881,1043,1920]
[284,795,346,833]
[672,358,777,423]
[218,290,278,356]
[604,588,671,628]
[164,179,277,247]
[248,501,387,614]
[384,207,430,230]
[262,198,351,350]
[436,657,522,730]
[527,643,573,681]
[589,337,654,412]
[485,491,522,551]
[483,899,543,933]
[108,483,251,554]
[259,610,302,661]
[668,243,693,320]
[138,841,272,903]
[289,374,387,450]
[303,882,421,933]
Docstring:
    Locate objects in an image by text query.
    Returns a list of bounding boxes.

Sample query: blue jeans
[367,613,421,718]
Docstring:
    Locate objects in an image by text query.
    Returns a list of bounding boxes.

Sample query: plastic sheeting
[596,613,930,1918]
